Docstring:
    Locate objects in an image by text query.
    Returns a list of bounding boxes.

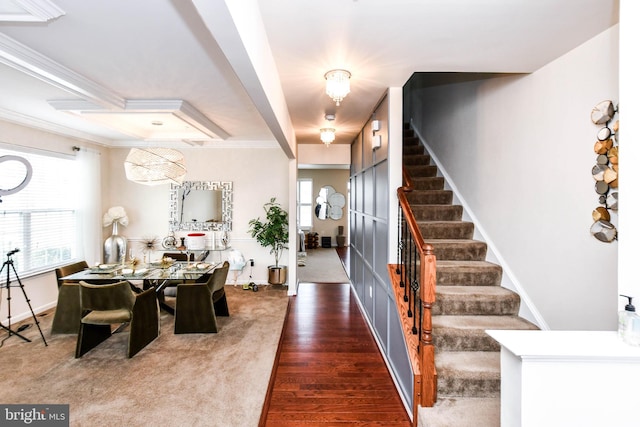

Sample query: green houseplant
[248,197,289,285]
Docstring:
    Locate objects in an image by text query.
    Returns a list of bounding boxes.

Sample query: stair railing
[391,167,438,417]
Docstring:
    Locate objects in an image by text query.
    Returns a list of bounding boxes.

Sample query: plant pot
[268,265,287,285]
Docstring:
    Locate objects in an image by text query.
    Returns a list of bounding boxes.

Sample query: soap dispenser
[619,295,640,346]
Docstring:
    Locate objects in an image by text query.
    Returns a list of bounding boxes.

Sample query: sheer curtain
[75,147,102,265]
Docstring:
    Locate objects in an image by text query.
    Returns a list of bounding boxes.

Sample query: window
[297,179,313,229]
[0,147,79,277]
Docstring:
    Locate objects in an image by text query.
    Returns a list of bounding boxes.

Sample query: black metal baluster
[411,243,419,334]
[402,218,409,301]
[396,201,402,275]
[407,234,413,318]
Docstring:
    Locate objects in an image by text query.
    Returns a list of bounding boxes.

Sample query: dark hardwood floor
[260,248,411,426]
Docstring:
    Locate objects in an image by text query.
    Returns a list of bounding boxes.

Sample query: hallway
[260,249,411,426]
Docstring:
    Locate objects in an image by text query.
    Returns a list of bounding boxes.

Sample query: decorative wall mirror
[169,181,232,231]
[315,185,345,220]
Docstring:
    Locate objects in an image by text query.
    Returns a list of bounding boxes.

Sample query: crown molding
[0,33,125,109]
[0,107,114,146]
[0,0,64,22]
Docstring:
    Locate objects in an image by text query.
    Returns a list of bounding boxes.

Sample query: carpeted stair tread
[404,144,425,155]
[436,351,501,397]
[433,315,539,351]
[425,239,487,261]
[411,205,463,221]
[410,177,445,191]
[434,286,521,315]
[436,260,503,286]
[406,190,453,205]
[418,397,500,427]
[433,314,537,330]
[436,351,500,376]
[404,154,431,165]
[418,220,475,239]
[407,164,438,177]
[404,134,419,143]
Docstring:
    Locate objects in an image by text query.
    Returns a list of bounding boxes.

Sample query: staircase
[402,126,538,427]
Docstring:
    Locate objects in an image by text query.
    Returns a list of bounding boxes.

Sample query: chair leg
[213,293,229,317]
[75,323,112,358]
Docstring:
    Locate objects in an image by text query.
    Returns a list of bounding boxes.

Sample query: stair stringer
[410,123,548,330]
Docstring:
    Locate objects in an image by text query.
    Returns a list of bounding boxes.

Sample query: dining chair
[51,261,89,334]
[158,252,195,297]
[75,280,159,358]
[174,261,230,334]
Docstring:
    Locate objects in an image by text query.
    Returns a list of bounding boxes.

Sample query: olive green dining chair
[75,280,159,358]
[174,261,230,334]
[51,261,89,334]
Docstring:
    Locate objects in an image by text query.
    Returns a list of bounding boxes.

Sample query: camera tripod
[0,249,47,346]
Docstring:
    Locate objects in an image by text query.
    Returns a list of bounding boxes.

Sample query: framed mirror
[169,181,232,231]
[315,185,345,220]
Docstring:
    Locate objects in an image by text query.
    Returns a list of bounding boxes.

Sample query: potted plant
[248,197,289,285]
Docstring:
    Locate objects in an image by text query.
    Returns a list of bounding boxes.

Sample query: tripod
[0,249,47,346]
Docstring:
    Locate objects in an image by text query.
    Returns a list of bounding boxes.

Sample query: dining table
[59,261,219,314]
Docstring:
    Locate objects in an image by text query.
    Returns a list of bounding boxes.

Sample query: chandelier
[124,147,187,186]
[320,128,336,146]
[324,69,351,106]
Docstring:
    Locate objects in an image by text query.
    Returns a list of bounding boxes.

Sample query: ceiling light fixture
[124,147,187,186]
[320,128,336,146]
[324,69,351,106]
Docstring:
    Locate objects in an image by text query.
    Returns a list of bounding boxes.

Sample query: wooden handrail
[390,167,438,423]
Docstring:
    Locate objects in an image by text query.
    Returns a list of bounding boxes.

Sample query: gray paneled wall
[349,93,413,409]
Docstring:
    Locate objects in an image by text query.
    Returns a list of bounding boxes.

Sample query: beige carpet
[0,285,288,427]
[297,248,350,283]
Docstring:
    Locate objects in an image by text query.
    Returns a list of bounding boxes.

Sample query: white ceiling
[0,0,619,152]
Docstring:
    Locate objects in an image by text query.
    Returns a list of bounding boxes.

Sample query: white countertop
[486,330,640,361]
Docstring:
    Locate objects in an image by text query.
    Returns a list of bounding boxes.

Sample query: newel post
[419,244,437,406]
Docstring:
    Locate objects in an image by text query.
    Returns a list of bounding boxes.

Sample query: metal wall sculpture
[590,100,618,242]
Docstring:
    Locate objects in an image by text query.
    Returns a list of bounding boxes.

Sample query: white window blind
[297,179,313,229]
[0,147,78,277]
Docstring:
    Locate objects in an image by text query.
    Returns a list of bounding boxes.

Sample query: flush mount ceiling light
[324,69,351,106]
[320,128,336,146]
[124,147,187,186]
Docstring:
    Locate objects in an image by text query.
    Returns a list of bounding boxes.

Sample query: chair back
[55,261,89,286]
[208,261,229,294]
[162,252,194,261]
[79,281,135,312]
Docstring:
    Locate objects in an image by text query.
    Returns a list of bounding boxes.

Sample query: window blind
[0,147,78,277]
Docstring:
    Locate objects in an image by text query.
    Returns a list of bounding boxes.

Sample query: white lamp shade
[124,147,187,186]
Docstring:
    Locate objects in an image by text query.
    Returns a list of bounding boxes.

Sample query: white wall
[298,143,350,166]
[411,26,619,330]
